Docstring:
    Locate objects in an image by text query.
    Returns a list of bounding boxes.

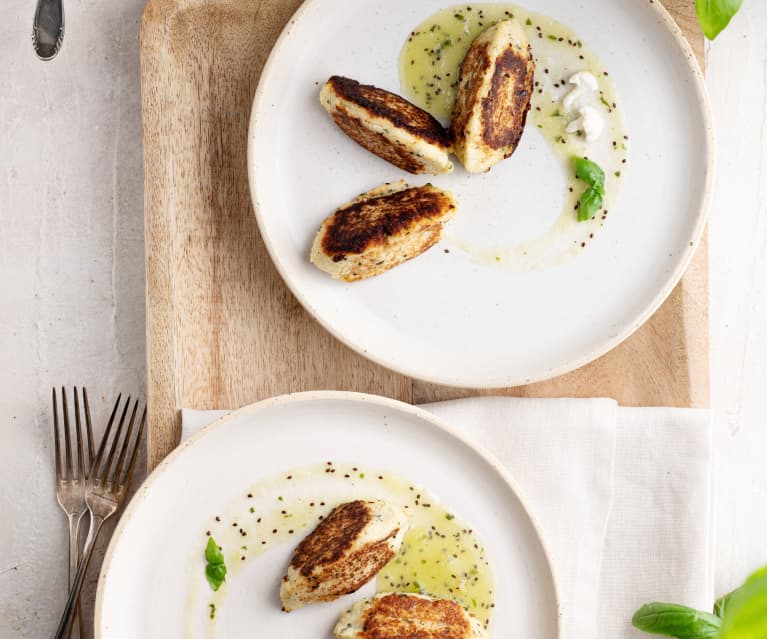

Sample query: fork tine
[61,387,74,480]
[112,399,138,484]
[82,387,95,469]
[100,396,131,483]
[52,387,62,480]
[73,387,86,481]
[91,393,122,480]
[122,405,146,490]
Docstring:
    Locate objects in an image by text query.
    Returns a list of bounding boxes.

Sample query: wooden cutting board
[141,0,709,470]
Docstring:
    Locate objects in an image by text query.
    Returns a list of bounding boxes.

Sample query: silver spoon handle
[33,0,64,61]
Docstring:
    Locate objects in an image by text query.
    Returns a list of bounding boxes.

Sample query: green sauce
[400,4,629,266]
[377,522,494,627]
[400,6,527,122]
[188,462,495,636]
[399,3,617,131]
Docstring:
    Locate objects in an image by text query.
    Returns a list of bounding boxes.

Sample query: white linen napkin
[181,398,714,639]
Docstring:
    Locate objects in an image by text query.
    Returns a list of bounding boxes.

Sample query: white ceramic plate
[95,392,559,638]
[248,0,712,388]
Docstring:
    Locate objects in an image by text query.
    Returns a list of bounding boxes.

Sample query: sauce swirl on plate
[401,4,629,268]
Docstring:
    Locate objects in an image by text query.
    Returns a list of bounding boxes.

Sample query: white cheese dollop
[562,71,605,142]
[565,105,605,142]
[568,71,599,91]
[562,88,583,113]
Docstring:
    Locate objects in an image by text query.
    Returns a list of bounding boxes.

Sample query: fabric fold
[423,397,618,639]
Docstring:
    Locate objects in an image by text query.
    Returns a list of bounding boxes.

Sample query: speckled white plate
[247,0,712,388]
[95,392,559,638]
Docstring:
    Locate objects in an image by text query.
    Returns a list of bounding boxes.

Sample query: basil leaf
[719,568,767,639]
[716,566,767,619]
[574,156,605,190]
[205,563,227,592]
[205,537,224,564]
[632,603,722,638]
[205,537,227,591]
[695,0,743,40]
[578,187,603,222]
[715,592,731,619]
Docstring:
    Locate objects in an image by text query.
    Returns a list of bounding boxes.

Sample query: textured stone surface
[0,1,147,636]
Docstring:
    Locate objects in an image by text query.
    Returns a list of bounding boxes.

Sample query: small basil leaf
[205,537,227,591]
[205,563,227,592]
[695,0,743,40]
[719,568,767,639]
[632,603,722,638]
[574,156,605,190]
[205,537,224,565]
[578,187,603,222]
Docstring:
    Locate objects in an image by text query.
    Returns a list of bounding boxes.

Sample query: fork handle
[66,514,83,639]
[54,512,105,639]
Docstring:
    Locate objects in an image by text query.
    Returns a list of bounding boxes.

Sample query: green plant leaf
[716,566,767,619]
[716,593,732,619]
[719,568,767,639]
[205,537,224,564]
[578,187,603,222]
[695,0,743,40]
[574,156,605,190]
[632,603,722,638]
[205,563,227,591]
[205,537,227,591]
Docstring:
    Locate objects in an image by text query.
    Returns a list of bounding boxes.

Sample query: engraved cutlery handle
[33,0,64,61]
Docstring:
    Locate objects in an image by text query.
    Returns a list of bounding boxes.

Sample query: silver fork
[52,387,95,639]
[53,396,146,639]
